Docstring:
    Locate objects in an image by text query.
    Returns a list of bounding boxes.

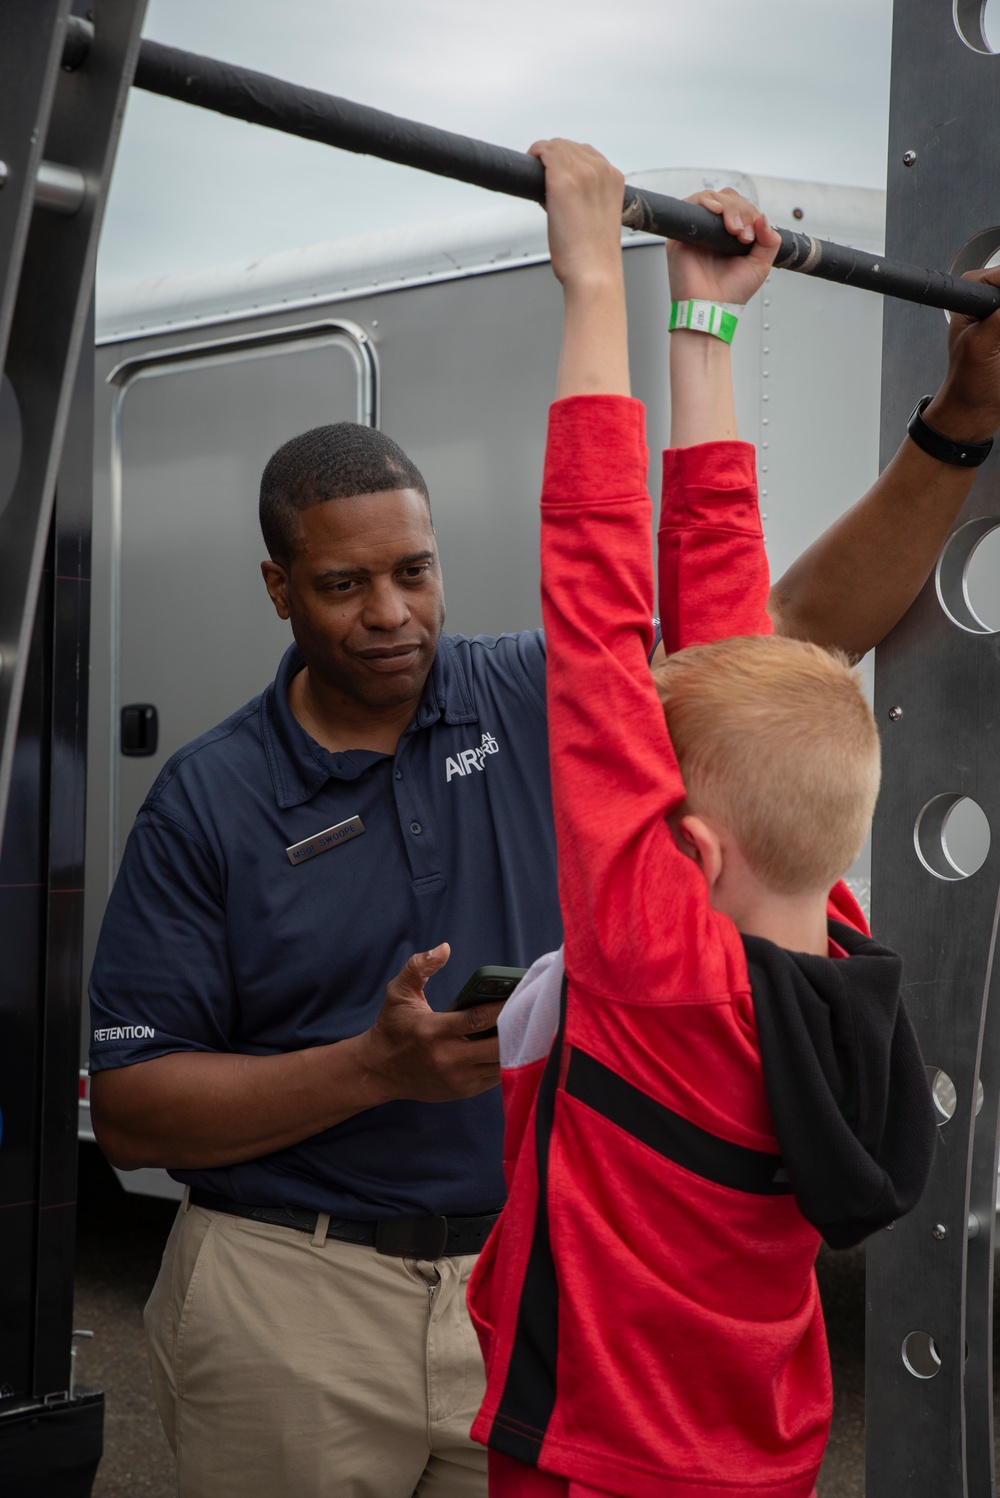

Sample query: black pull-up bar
[132,39,1000,321]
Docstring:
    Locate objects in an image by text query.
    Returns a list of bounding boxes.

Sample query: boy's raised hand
[667,188,780,306]
[529,138,630,399]
[529,138,625,290]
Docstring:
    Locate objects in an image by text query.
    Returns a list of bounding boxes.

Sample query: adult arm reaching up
[770,266,1000,658]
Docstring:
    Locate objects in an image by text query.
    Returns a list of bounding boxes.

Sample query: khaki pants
[144,1195,488,1498]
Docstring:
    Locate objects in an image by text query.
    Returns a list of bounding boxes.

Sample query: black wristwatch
[907,395,994,467]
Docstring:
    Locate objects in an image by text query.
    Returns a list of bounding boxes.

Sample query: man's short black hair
[259,422,430,565]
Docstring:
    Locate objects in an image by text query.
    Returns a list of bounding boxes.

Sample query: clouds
[97,0,893,289]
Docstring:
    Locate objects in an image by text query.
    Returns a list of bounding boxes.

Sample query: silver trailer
[80,167,885,1196]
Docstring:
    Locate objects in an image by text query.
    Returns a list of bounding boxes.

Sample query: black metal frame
[869,3,1000,1495]
[0,3,146,1492]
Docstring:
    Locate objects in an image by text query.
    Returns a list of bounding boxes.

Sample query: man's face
[261,488,445,714]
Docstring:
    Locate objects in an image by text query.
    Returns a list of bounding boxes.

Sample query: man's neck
[288,666,420,756]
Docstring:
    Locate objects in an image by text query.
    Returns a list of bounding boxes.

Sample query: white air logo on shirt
[93,1025,155,1042]
[445,732,499,783]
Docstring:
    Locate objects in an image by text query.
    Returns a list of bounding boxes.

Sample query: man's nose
[362,579,411,631]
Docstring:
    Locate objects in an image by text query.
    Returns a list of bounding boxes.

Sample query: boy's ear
[676,814,724,890]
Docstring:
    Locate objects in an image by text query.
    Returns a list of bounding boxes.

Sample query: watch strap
[907,395,993,467]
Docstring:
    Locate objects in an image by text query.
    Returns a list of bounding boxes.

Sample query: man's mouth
[356,644,422,674]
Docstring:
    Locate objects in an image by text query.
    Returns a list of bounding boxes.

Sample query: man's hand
[667,188,780,307]
[91,945,504,1172]
[923,265,1000,441]
[357,944,504,1103]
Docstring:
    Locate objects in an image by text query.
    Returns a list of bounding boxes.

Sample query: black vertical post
[868,2,1000,1495]
[0,0,147,1482]
[0,307,103,1493]
[33,301,94,1398]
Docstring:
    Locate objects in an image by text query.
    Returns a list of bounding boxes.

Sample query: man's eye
[400,565,430,581]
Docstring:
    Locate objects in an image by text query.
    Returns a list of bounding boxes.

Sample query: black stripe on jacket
[488,980,790,1465]
[565,1047,792,1194]
[488,980,568,1464]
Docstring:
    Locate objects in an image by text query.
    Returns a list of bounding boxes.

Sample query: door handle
[120,703,158,757]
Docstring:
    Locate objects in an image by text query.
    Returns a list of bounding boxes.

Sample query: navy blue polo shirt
[88,633,561,1218]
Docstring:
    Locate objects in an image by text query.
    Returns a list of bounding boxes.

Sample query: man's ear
[676,814,724,890]
[261,560,290,620]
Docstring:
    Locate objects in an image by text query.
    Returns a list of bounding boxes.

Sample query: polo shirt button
[395,770,402,780]
[410,821,422,835]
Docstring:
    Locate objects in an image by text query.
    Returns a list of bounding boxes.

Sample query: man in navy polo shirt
[90,423,560,1498]
[90,283,1000,1493]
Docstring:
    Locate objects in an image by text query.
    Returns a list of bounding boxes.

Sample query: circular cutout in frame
[914,793,991,880]
[902,1331,941,1380]
[955,0,1000,53]
[925,1064,984,1124]
[945,228,1000,323]
[936,518,1000,633]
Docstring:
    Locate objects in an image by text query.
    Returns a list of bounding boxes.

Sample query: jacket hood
[743,920,936,1249]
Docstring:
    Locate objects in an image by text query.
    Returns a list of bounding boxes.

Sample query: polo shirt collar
[261,638,479,809]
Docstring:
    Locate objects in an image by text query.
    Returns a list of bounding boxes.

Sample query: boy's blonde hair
[653,634,880,894]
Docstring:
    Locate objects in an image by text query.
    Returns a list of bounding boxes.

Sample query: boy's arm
[532,143,762,996]
[657,189,779,652]
[530,139,630,403]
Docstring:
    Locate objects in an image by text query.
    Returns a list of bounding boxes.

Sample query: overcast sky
[97,0,900,291]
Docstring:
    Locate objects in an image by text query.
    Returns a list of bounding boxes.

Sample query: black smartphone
[448,966,527,1038]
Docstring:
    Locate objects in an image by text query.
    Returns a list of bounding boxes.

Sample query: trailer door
[107,323,376,868]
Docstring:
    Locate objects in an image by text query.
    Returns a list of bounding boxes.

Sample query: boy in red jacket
[467,142,935,1498]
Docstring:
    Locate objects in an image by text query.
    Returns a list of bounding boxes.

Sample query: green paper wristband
[669,299,740,344]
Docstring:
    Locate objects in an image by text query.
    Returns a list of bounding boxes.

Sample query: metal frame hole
[914,794,991,880]
[955,0,1000,53]
[927,1066,957,1123]
[944,228,1000,321]
[902,1331,942,1379]
[936,518,1000,634]
[925,1066,984,1124]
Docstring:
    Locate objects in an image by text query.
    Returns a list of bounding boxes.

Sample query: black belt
[189,1188,500,1259]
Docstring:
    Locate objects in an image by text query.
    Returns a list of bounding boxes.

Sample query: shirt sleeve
[657,442,772,654]
[540,395,745,1003]
[88,807,238,1071]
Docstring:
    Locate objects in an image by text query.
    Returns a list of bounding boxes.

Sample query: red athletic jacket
[469,397,871,1497]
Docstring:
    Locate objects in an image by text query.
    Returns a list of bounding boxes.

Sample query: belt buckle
[375,1215,449,1259]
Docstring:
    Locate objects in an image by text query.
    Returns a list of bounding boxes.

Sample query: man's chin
[352,660,431,711]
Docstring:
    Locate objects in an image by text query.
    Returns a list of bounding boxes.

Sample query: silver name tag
[285,815,365,866]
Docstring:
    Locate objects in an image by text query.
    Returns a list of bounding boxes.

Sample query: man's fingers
[961,265,1000,287]
[440,1000,506,1038]
[385,943,451,1004]
[459,1003,505,1040]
